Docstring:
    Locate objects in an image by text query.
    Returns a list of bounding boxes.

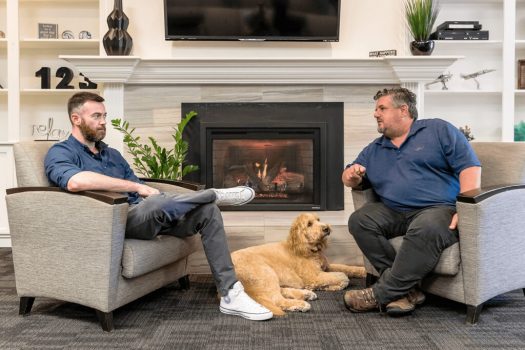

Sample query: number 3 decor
[34,67,98,90]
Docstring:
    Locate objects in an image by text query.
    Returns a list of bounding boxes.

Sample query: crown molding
[60,56,462,85]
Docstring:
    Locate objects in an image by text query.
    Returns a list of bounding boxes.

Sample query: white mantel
[61,56,461,85]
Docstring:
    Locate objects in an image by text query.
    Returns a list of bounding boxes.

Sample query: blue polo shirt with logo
[349,118,480,212]
[44,135,143,204]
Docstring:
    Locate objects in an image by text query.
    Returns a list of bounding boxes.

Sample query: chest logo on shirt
[414,146,424,152]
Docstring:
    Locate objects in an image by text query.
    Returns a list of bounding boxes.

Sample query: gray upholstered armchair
[352,142,525,324]
[6,141,202,331]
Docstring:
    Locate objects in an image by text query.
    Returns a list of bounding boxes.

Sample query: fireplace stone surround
[61,56,460,273]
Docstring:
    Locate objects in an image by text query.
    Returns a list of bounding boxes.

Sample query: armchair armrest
[457,184,525,204]
[6,186,128,205]
[455,184,525,305]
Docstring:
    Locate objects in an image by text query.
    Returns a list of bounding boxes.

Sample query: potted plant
[111,111,199,180]
[405,0,440,56]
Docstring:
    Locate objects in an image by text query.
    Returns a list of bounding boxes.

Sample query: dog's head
[286,213,331,256]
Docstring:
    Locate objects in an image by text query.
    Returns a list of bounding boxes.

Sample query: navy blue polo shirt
[44,135,143,204]
[350,118,480,212]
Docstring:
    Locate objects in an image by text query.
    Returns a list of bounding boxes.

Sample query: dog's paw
[304,290,318,301]
[351,266,367,278]
[283,300,311,312]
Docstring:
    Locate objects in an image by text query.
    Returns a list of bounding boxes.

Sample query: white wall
[117,0,407,58]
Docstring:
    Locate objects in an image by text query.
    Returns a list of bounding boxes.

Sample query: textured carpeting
[1,247,525,350]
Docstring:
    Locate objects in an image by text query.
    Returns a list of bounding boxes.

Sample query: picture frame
[38,23,58,39]
[519,60,525,89]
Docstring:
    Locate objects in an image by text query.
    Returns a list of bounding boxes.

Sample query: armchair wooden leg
[178,275,190,290]
[365,273,378,287]
[95,310,114,332]
[466,304,483,324]
[19,297,35,316]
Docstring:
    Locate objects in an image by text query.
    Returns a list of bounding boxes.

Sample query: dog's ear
[288,215,303,247]
[287,214,311,255]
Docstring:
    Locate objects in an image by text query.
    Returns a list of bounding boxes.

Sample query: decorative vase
[410,40,435,56]
[102,0,133,56]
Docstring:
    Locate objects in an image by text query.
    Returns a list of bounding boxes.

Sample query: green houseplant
[111,111,199,180]
[405,0,440,55]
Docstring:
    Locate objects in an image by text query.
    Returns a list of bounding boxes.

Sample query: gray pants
[125,189,236,296]
[348,202,458,304]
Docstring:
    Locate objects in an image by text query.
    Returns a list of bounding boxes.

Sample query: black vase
[410,40,435,56]
[103,0,133,56]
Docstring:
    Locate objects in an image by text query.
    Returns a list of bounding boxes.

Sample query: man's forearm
[67,171,140,193]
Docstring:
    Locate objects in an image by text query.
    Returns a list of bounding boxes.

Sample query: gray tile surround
[124,84,388,273]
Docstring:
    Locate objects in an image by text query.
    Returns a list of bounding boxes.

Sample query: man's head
[373,87,417,139]
[67,92,107,143]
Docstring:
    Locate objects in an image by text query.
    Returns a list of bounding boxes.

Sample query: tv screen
[164,0,341,42]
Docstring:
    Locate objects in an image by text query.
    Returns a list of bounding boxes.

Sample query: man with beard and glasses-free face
[44,92,273,321]
[341,87,481,317]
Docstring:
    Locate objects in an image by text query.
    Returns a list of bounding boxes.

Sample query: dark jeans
[125,190,237,296]
[348,202,458,304]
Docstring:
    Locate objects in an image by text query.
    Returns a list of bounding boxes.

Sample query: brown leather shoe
[386,288,425,317]
[407,288,426,306]
[343,288,379,313]
[386,297,415,316]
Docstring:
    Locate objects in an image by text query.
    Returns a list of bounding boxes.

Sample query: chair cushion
[389,236,460,276]
[122,234,200,278]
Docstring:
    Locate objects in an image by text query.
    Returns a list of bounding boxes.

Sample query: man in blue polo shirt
[44,92,273,321]
[341,87,481,316]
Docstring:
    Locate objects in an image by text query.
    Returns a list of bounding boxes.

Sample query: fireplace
[183,102,344,211]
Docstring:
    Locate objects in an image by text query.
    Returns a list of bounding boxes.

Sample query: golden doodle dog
[231,213,366,316]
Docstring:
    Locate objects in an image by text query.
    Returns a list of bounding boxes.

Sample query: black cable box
[430,30,489,40]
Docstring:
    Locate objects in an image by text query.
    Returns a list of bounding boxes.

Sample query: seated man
[341,87,481,316]
[44,91,273,321]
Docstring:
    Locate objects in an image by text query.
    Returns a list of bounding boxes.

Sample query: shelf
[435,40,503,48]
[20,39,99,50]
[440,0,502,3]
[0,39,6,49]
[0,89,7,95]
[516,90,525,95]
[21,88,99,95]
[425,90,501,95]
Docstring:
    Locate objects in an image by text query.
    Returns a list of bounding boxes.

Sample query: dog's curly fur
[231,213,366,316]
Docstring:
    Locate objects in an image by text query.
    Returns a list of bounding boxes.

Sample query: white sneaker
[220,281,273,321]
[212,186,255,206]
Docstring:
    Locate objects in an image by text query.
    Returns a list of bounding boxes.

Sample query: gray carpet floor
[1,248,525,350]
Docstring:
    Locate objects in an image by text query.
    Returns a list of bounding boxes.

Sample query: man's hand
[136,184,160,197]
[342,163,367,188]
[449,213,458,230]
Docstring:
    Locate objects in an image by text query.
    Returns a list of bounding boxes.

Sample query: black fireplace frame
[182,102,344,211]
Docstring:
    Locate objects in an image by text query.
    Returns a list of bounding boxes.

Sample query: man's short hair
[374,87,418,121]
[67,92,105,118]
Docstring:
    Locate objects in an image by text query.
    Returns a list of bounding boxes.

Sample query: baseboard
[0,231,12,247]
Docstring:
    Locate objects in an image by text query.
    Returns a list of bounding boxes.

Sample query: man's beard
[79,119,106,143]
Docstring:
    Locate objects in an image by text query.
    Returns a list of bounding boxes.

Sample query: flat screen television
[164,0,341,42]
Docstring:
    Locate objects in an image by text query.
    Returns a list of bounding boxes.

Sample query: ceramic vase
[410,40,435,56]
[102,0,133,56]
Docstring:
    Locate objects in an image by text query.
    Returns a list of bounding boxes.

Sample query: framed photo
[38,23,58,39]
[519,60,525,89]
